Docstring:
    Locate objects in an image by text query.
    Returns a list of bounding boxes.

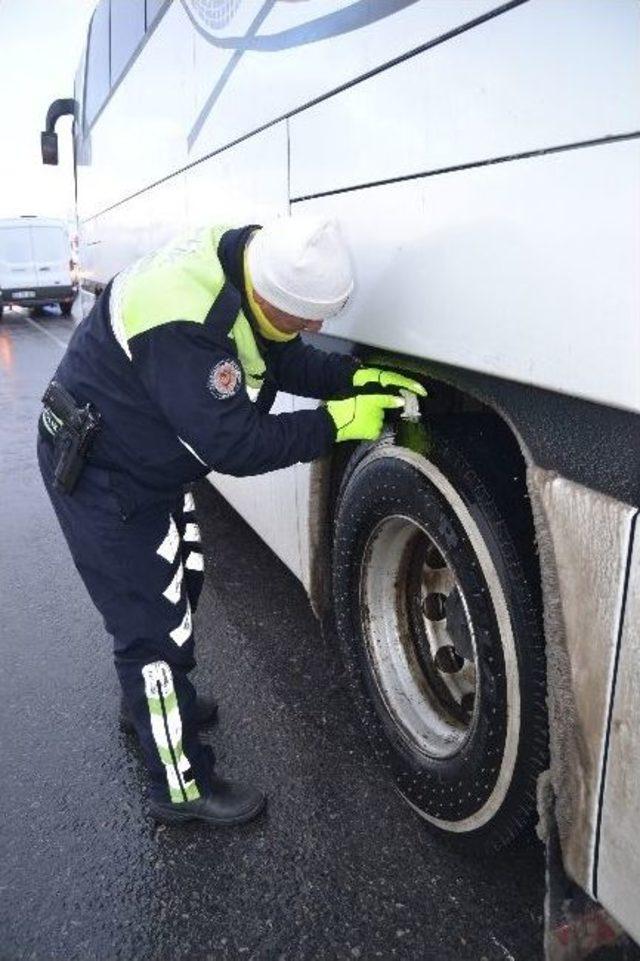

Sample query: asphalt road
[0,307,545,961]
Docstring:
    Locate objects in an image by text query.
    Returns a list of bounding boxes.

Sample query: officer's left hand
[352,366,427,397]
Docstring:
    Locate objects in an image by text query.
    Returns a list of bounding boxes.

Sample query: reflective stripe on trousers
[37,435,209,803]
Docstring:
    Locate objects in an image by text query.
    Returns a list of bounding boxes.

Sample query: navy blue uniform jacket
[51,226,357,517]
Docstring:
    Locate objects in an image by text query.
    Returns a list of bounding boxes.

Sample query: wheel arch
[307,351,539,622]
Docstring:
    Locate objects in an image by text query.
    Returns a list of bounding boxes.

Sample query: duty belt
[40,380,101,494]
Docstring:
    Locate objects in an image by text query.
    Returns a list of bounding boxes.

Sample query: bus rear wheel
[331,418,548,852]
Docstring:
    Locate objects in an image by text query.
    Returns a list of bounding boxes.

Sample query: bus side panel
[290,140,640,414]
[145,173,191,252]
[85,189,152,287]
[78,214,102,293]
[184,122,304,580]
[291,142,640,893]
[289,0,640,199]
[185,126,288,230]
[81,172,191,290]
[96,191,152,283]
[205,392,303,580]
[597,525,640,943]
[189,0,500,162]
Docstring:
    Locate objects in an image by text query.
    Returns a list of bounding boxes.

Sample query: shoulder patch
[208,358,243,400]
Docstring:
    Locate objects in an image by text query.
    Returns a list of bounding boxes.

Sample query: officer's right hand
[326,394,404,443]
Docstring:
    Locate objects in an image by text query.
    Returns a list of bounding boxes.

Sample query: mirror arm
[45,98,77,134]
[41,98,77,165]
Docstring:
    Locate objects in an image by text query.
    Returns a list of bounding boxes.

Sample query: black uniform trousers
[37,435,211,803]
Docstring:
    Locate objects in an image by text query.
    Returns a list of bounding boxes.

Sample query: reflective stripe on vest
[108,225,265,391]
[228,312,265,389]
[110,227,228,354]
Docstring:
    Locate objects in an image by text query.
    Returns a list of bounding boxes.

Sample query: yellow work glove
[326,394,405,443]
[352,367,427,397]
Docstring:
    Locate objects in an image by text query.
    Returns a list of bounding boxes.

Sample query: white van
[0,216,76,314]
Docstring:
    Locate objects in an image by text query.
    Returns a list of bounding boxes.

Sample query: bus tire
[59,300,73,316]
[331,417,548,852]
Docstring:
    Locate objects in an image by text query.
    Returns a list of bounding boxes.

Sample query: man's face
[253,290,324,335]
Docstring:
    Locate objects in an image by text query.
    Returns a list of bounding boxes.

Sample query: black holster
[41,380,101,494]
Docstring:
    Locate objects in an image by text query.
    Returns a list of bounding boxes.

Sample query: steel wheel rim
[359,514,479,760]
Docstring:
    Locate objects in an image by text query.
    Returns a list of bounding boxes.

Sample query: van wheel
[331,416,548,852]
[59,301,73,316]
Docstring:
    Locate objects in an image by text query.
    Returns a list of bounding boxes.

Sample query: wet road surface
[0,307,545,960]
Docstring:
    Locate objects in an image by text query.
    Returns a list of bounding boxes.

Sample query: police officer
[37,216,426,826]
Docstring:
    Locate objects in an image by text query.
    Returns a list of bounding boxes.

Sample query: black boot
[149,772,266,826]
[119,693,219,733]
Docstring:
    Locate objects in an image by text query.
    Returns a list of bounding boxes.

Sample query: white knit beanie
[247,216,354,321]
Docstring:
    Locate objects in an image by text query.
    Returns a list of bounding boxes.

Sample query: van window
[0,229,32,264]
[31,228,67,264]
[111,0,145,84]
[85,0,111,127]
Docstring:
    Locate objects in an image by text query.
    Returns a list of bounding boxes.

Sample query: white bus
[42,1,640,952]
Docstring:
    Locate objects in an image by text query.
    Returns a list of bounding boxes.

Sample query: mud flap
[542,780,640,960]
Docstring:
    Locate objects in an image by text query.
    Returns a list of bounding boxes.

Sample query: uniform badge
[208,359,242,400]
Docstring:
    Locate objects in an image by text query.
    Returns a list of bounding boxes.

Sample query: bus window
[85,0,110,128]
[111,0,145,85]
[145,0,165,30]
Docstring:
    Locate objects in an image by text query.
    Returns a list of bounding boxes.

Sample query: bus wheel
[331,419,548,852]
[59,300,73,316]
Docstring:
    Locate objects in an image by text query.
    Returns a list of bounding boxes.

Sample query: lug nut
[434,645,465,674]
[461,693,475,715]
[422,592,446,620]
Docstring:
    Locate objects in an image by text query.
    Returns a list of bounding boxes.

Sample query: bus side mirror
[41,131,59,165]
[40,98,77,166]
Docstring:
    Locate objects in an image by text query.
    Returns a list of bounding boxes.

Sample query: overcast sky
[0,0,95,223]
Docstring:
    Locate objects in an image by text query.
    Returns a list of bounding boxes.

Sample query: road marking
[25,316,69,350]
